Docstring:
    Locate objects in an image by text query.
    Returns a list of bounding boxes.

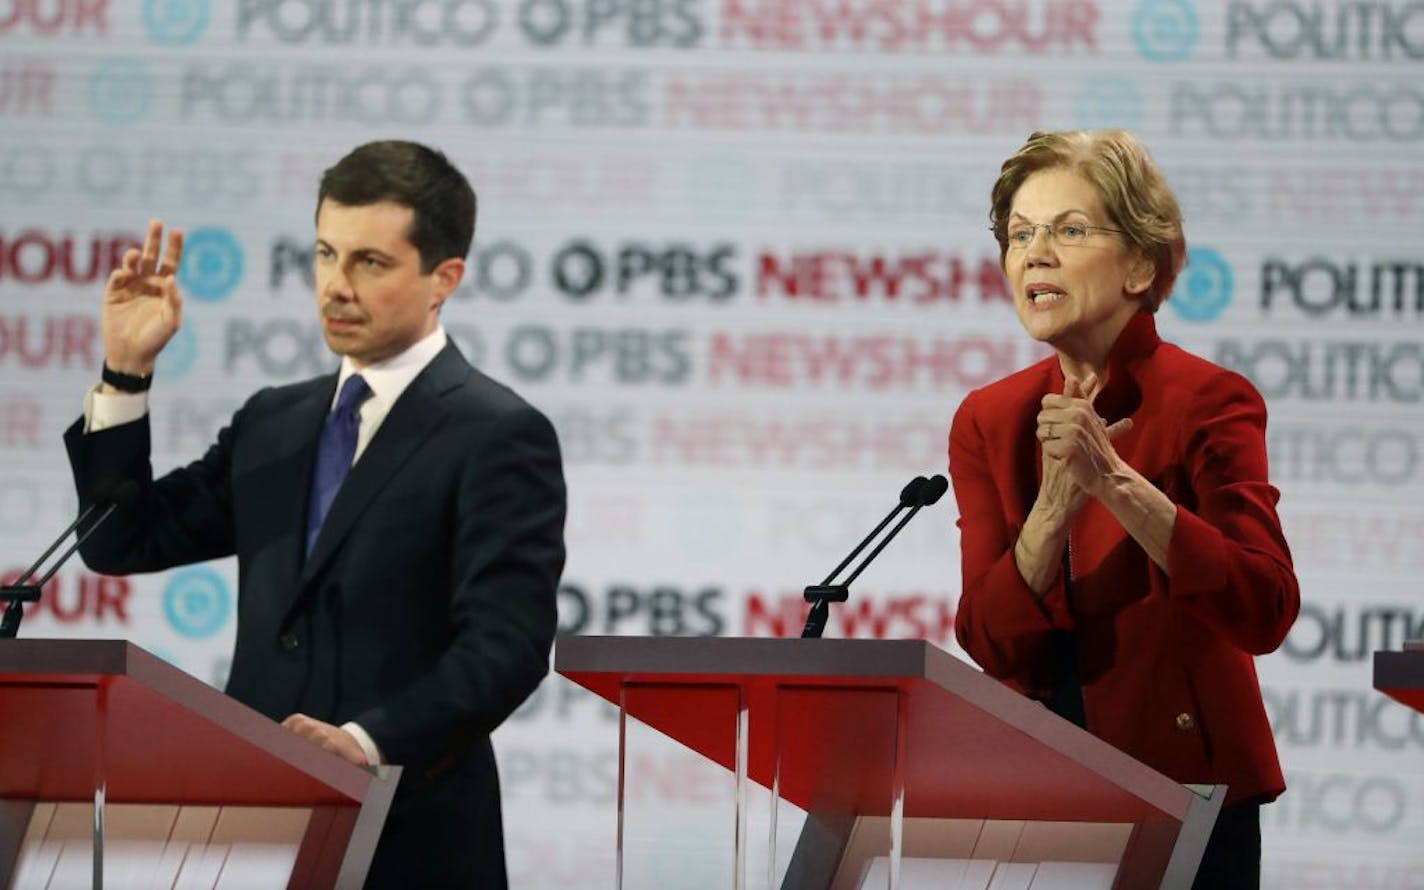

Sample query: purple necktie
[306,374,370,556]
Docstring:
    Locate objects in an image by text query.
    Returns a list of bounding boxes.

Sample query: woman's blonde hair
[989,129,1186,312]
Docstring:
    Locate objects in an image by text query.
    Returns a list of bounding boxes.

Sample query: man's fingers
[139,220,163,275]
[1063,376,1080,399]
[107,268,133,294]
[158,227,184,276]
[282,715,366,766]
[163,277,184,327]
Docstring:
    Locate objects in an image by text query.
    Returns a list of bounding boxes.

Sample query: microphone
[1,481,139,639]
[800,474,947,639]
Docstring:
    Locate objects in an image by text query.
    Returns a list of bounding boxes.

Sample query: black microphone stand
[801,476,946,639]
[2,499,124,639]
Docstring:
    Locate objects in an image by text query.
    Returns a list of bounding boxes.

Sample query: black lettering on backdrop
[1170,81,1424,141]
[1265,423,1419,484]
[1267,685,1424,750]
[548,406,638,464]
[1283,603,1424,663]
[181,64,443,125]
[556,581,724,636]
[236,0,500,46]
[224,318,332,378]
[1267,772,1407,835]
[516,0,703,46]
[459,67,649,127]
[502,325,692,385]
[550,240,737,301]
[1261,258,1424,317]
[1216,339,1424,403]
[1225,2,1424,61]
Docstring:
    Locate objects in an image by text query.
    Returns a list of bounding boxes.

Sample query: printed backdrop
[2,0,1422,885]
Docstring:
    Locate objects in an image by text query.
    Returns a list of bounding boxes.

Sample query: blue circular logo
[87,60,154,127]
[163,567,232,639]
[1171,247,1233,323]
[156,321,199,380]
[144,0,211,45]
[1074,77,1145,131]
[179,228,245,302]
[1133,0,1199,61]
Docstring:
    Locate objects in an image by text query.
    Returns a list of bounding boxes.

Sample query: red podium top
[557,636,1205,825]
[0,639,375,807]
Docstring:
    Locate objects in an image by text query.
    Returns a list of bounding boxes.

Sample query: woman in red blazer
[950,130,1299,889]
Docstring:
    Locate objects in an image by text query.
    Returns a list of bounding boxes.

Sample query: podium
[557,636,1224,890]
[0,640,399,889]
[1373,648,1424,713]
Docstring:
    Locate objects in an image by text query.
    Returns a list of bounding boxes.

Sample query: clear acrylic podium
[557,636,1224,890]
[0,640,400,889]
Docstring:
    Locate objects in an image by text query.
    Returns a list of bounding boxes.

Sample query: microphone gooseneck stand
[2,484,136,638]
[800,475,949,639]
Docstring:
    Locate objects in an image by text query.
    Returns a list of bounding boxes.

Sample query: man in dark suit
[64,141,566,887]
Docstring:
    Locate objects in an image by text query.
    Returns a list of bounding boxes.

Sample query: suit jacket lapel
[299,344,471,587]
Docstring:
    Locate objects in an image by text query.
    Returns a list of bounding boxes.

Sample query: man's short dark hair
[317,141,477,273]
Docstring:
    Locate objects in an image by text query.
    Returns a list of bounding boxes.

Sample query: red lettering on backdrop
[744,590,812,637]
[0,315,100,369]
[743,590,955,643]
[1268,169,1424,222]
[663,74,1041,134]
[0,0,109,35]
[0,396,42,446]
[0,231,140,285]
[720,0,1097,53]
[0,571,131,626]
[705,332,1040,390]
[91,575,129,622]
[0,62,55,115]
[625,751,724,803]
[756,250,1009,303]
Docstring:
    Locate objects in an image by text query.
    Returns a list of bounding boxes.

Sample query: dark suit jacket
[949,312,1298,805]
[65,343,566,887]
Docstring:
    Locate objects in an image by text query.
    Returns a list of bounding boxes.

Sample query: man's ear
[429,257,466,309]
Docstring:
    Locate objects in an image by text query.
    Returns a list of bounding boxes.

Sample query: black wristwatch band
[101,362,153,393]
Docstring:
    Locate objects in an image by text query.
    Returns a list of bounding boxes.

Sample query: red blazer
[949,312,1298,805]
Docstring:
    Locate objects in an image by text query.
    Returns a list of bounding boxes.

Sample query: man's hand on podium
[282,713,369,767]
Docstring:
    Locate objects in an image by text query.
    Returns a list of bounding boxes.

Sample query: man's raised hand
[102,219,184,377]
